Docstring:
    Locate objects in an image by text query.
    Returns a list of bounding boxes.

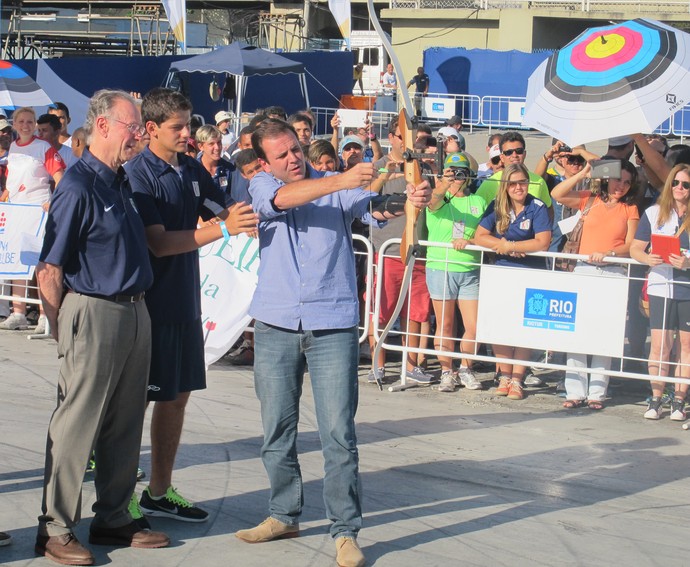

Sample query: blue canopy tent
[166,43,309,118]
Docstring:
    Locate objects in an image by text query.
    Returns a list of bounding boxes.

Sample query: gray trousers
[38,293,151,536]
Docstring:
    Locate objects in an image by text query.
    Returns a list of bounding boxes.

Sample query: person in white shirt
[0,107,65,332]
[382,63,397,95]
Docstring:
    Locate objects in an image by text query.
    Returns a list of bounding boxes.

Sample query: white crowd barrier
[368,237,690,389]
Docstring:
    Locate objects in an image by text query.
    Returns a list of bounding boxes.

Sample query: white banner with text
[476,264,628,358]
[0,202,47,279]
[199,233,259,366]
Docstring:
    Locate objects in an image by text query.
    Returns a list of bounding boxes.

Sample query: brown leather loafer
[89,521,169,549]
[35,533,95,566]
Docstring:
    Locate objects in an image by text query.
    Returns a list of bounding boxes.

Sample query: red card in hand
[651,234,681,264]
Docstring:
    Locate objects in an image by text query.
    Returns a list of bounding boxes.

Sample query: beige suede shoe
[235,517,299,543]
[335,536,365,567]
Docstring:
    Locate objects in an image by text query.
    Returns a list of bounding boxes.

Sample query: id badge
[219,176,228,188]
[452,221,465,239]
[192,181,200,197]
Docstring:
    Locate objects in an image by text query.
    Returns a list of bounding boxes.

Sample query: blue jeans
[253,321,362,538]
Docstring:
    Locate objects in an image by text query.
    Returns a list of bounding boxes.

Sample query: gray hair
[83,89,136,145]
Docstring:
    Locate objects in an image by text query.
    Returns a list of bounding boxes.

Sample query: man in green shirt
[476,131,553,221]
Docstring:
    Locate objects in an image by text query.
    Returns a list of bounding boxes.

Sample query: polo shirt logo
[519,218,531,230]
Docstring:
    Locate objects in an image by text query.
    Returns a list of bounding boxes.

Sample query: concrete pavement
[1,329,688,567]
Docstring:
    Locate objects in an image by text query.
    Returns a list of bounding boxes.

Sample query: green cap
[444,152,471,170]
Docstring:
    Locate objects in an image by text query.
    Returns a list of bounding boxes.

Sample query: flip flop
[587,400,604,411]
[563,399,585,409]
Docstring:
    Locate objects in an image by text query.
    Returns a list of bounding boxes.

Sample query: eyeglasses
[392,133,403,141]
[672,179,690,190]
[109,118,145,136]
[502,147,525,157]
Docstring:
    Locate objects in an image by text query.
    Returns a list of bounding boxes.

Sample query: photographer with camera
[426,153,487,393]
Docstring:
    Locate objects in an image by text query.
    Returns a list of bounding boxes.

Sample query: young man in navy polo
[125,88,257,523]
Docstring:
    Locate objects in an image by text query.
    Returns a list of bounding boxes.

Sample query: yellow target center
[584,33,626,59]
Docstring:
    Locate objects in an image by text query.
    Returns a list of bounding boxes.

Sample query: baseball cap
[609,135,633,147]
[0,119,10,131]
[489,144,501,159]
[444,152,471,170]
[215,110,234,125]
[437,126,466,150]
[339,135,364,153]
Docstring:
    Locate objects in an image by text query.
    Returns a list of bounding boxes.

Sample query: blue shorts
[426,268,480,301]
[147,318,206,402]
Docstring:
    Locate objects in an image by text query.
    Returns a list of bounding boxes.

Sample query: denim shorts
[426,268,480,301]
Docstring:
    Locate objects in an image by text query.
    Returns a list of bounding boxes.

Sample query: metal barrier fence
[391,0,690,12]
[0,278,50,339]
[369,238,690,392]
[314,96,685,137]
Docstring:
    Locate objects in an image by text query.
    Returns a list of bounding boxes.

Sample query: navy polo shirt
[125,147,227,324]
[199,155,236,207]
[479,194,551,269]
[40,149,153,295]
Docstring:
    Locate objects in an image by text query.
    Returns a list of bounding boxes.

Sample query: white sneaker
[458,368,482,390]
[0,312,28,330]
[524,373,545,387]
[438,370,458,393]
[34,315,47,335]
[644,397,663,420]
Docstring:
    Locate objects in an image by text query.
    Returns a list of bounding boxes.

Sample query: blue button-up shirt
[249,170,381,331]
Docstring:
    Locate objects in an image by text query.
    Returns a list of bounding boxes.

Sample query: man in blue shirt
[35,90,169,566]
[125,88,258,525]
[234,119,431,567]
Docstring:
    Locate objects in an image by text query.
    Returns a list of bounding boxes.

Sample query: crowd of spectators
[2,94,690,559]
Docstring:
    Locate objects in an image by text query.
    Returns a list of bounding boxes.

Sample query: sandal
[587,400,604,411]
[563,399,585,409]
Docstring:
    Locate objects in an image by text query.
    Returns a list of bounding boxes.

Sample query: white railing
[391,0,690,13]
[370,238,688,391]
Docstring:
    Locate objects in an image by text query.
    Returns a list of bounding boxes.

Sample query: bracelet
[219,222,231,241]
[543,153,551,163]
[368,134,376,140]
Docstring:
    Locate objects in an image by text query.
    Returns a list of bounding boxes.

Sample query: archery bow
[367,0,425,391]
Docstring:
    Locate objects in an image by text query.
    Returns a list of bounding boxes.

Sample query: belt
[68,290,145,303]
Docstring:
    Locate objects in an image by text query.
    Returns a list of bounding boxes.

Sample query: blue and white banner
[199,232,259,366]
[476,264,628,357]
[0,203,47,279]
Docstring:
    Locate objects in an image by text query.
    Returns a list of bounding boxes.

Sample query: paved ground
[1,328,688,566]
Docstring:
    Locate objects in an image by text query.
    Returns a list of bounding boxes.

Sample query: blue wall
[11,51,352,125]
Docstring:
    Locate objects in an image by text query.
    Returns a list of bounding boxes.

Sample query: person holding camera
[426,153,487,393]
[551,159,640,410]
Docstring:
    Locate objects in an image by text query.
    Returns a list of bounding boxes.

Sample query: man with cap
[339,135,365,171]
[437,126,478,173]
[35,89,170,566]
[477,144,503,180]
[214,110,236,154]
[606,135,635,160]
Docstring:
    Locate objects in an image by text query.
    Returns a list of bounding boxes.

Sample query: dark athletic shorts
[649,295,690,332]
[147,318,206,402]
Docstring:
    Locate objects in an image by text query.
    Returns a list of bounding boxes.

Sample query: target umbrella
[0,60,53,110]
[523,19,690,146]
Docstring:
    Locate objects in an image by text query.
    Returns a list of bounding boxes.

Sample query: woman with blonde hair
[475,163,552,400]
[630,163,690,421]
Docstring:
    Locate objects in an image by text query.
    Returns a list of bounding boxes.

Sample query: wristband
[543,153,551,163]
[368,134,376,141]
[219,222,231,241]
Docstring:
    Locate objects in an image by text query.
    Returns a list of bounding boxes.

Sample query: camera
[560,144,572,153]
[451,167,468,182]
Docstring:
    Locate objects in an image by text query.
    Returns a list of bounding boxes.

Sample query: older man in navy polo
[35,90,169,566]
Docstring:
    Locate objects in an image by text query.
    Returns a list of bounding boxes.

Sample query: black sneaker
[139,486,208,523]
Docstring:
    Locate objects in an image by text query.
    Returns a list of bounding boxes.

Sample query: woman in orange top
[551,160,639,410]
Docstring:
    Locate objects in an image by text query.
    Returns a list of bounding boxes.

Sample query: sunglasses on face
[502,147,525,157]
[672,179,690,190]
[566,156,585,165]
[490,156,501,165]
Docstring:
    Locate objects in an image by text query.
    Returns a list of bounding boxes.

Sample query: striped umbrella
[0,60,53,110]
[523,19,690,146]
